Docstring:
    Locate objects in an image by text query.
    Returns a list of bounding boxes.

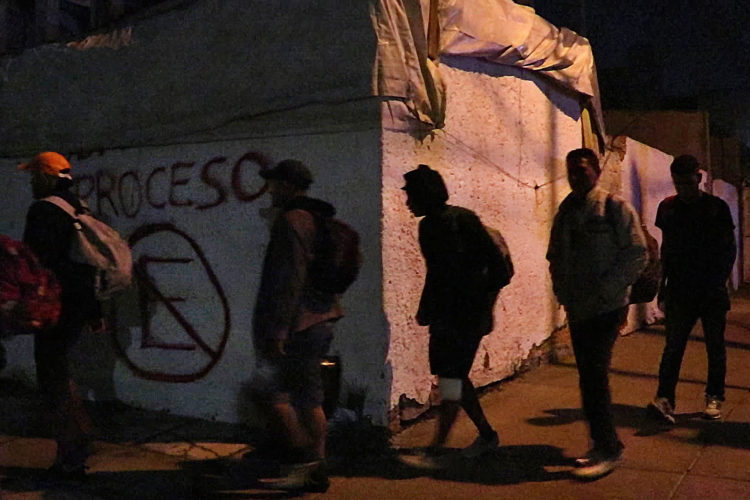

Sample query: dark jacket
[416,205,501,336]
[253,196,343,344]
[23,188,98,326]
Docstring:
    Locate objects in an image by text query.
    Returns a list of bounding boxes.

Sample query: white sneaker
[647,397,676,424]
[398,451,445,470]
[260,460,329,492]
[571,448,622,480]
[460,432,500,458]
[703,396,722,420]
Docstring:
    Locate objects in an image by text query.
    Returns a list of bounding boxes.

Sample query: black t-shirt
[655,192,735,292]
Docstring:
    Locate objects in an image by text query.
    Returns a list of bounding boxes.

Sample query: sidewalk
[3,289,750,499]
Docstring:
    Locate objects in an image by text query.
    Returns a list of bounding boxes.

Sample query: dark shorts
[254,322,334,410]
[428,324,482,379]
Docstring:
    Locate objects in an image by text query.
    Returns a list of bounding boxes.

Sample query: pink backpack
[0,235,61,333]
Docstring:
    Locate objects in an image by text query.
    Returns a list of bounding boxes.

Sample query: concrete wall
[0,105,388,423]
[381,56,582,411]
[616,136,673,328]
[713,180,741,290]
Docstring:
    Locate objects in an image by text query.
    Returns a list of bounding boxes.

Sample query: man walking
[547,148,647,479]
[648,155,736,423]
[20,152,99,480]
[402,164,504,467]
[252,159,353,492]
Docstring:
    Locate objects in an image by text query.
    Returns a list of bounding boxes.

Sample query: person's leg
[428,327,477,450]
[430,378,461,449]
[570,308,622,455]
[268,401,311,454]
[280,322,334,463]
[657,300,699,407]
[460,377,494,439]
[298,405,327,460]
[701,294,728,401]
[34,328,91,469]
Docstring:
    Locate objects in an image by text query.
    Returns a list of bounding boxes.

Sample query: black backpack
[605,195,661,304]
[485,225,514,290]
[308,214,362,294]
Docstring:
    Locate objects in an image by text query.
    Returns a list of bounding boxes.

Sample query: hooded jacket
[253,196,343,343]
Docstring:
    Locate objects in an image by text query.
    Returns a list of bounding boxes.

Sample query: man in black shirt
[648,155,736,423]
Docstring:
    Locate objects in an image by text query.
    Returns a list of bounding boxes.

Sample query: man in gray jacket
[547,148,647,480]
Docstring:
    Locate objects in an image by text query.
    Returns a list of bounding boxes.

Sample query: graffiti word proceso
[74,151,271,219]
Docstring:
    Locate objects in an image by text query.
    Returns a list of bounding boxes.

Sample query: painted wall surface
[381,56,582,409]
[616,136,673,328]
[0,111,388,423]
[713,180,741,290]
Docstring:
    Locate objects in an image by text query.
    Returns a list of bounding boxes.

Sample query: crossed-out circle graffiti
[113,223,232,383]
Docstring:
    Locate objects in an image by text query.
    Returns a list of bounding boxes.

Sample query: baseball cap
[259,159,313,189]
[18,152,73,179]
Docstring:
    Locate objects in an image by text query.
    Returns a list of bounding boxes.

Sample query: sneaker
[703,395,722,420]
[647,397,676,425]
[397,449,446,470]
[260,460,329,493]
[571,448,622,480]
[460,431,500,458]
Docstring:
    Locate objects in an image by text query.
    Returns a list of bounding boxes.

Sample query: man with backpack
[252,159,359,492]
[401,164,505,468]
[547,148,647,480]
[19,152,100,480]
[647,155,736,424]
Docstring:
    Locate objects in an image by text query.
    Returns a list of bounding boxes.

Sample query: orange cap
[18,152,73,179]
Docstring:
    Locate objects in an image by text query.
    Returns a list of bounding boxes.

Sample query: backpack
[485,225,514,290]
[308,215,362,294]
[628,224,661,304]
[604,195,661,304]
[43,196,133,300]
[0,235,61,334]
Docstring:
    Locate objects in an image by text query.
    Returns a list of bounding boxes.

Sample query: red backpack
[0,235,62,334]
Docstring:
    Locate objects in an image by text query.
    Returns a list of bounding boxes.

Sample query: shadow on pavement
[1,466,198,499]
[528,403,750,450]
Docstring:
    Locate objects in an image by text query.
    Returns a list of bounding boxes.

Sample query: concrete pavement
[3,289,750,499]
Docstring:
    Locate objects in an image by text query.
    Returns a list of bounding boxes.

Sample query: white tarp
[372,0,605,143]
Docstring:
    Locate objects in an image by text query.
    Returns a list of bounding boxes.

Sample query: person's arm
[599,198,648,301]
[712,200,737,285]
[252,210,312,352]
[546,209,569,306]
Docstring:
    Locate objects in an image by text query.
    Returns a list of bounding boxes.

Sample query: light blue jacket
[547,186,647,322]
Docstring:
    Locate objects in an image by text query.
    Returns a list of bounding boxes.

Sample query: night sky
[533,1,750,147]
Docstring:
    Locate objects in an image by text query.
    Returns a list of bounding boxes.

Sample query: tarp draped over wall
[0,0,376,157]
[372,0,605,147]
